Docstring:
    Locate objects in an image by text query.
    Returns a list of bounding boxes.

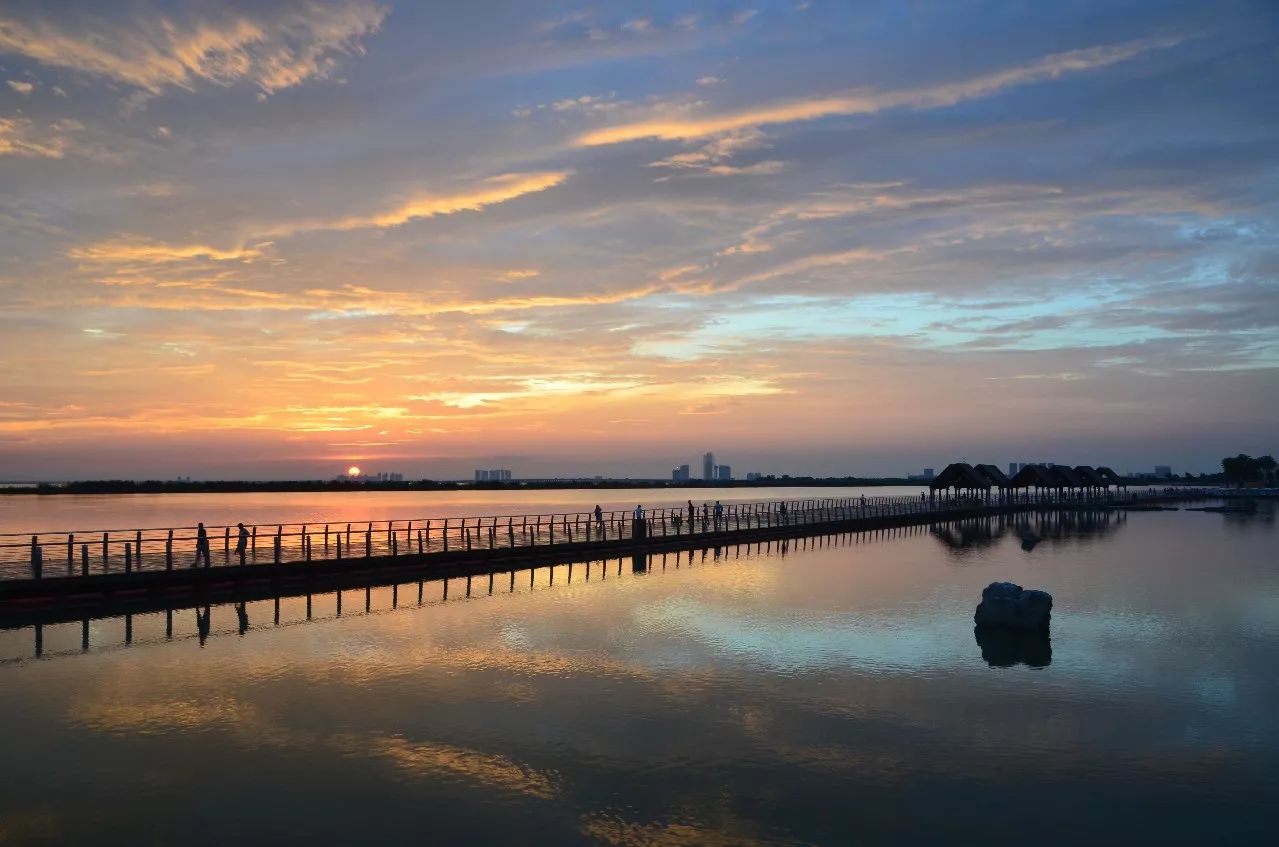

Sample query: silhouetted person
[594,504,603,524]
[633,504,645,520]
[194,522,211,568]
[235,602,249,634]
[779,502,788,520]
[235,522,249,563]
[687,500,695,525]
[713,500,723,524]
[195,605,211,644]
[673,513,684,533]
[702,502,709,523]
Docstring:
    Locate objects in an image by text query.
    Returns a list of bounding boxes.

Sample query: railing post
[365,527,372,557]
[509,519,515,548]
[166,530,173,570]
[124,542,132,574]
[442,519,449,551]
[67,533,74,573]
[224,526,230,559]
[81,543,89,577]
[336,535,343,560]
[274,530,281,564]
[102,532,109,571]
[30,536,42,580]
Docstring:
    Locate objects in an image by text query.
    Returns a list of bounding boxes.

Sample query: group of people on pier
[192,521,251,567]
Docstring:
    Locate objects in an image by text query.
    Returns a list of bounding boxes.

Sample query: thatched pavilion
[929,463,994,497]
[933,461,1129,501]
[1096,467,1127,489]
[974,464,1012,489]
[1072,465,1107,491]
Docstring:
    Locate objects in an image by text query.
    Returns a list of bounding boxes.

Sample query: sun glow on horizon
[347,466,361,477]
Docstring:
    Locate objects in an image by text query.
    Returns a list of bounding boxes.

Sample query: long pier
[0,490,1213,612]
[2,526,935,662]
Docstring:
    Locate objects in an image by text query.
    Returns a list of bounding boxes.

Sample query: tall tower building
[703,452,715,481]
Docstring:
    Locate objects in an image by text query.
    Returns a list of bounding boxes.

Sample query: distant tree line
[1220,454,1277,487]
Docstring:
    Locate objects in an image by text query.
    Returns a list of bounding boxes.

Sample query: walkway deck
[0,490,1210,612]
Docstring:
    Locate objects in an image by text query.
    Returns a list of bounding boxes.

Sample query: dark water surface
[1,507,1276,845]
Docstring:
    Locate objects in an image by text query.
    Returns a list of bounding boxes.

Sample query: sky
[0,0,1276,480]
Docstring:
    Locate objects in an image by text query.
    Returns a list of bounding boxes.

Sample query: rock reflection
[974,626,1052,668]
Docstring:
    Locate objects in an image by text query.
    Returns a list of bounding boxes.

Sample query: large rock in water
[974,582,1052,630]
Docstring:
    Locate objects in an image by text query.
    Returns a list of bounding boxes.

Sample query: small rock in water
[974,581,1052,630]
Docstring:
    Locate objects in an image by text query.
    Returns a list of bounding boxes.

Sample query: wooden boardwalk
[0,490,1210,613]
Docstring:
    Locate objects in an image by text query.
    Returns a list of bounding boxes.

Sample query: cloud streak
[0,0,386,95]
[260,170,572,236]
[575,36,1185,146]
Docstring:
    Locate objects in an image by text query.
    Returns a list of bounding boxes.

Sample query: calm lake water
[1,500,1275,845]
[0,486,930,534]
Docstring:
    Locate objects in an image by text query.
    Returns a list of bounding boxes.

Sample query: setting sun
[347,466,361,477]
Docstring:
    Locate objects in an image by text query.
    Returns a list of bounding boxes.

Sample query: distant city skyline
[0,2,1274,479]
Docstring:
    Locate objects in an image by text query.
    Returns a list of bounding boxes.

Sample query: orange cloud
[0,2,387,95]
[69,238,267,263]
[575,36,1184,146]
[262,170,572,235]
[0,117,70,158]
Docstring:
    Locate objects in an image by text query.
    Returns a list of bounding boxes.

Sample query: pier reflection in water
[0,509,1276,845]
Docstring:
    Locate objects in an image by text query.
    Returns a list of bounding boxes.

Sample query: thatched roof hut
[974,464,1012,488]
[1096,467,1126,487]
[1050,466,1086,489]
[930,462,993,491]
[1073,466,1107,487]
[1009,465,1060,488]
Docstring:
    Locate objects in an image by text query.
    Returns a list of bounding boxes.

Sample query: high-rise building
[746,472,763,481]
[475,469,512,482]
[703,452,715,481]
[672,464,690,481]
[717,465,732,480]
[923,468,935,480]
[1155,465,1172,478]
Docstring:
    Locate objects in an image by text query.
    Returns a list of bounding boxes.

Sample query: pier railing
[0,489,1189,582]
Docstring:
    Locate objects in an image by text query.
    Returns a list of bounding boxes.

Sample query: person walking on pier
[194,522,211,568]
[633,504,645,520]
[234,522,249,562]
[687,500,695,527]
[594,504,604,525]
[714,500,724,527]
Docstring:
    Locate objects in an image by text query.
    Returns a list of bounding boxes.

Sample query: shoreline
[0,478,932,495]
